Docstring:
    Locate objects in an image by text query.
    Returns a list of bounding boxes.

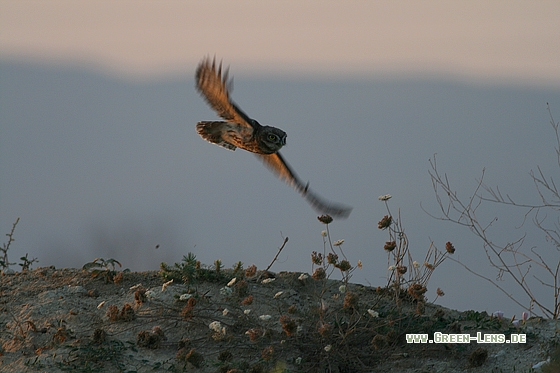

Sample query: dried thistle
[343,291,359,309]
[120,303,136,321]
[378,215,392,229]
[327,252,338,265]
[241,295,253,305]
[384,241,396,251]
[280,315,297,336]
[397,265,407,275]
[445,241,456,254]
[134,288,147,305]
[335,260,352,272]
[245,264,257,278]
[181,297,197,320]
[178,348,204,368]
[106,305,119,321]
[424,262,434,270]
[246,328,261,341]
[137,329,163,349]
[312,267,326,280]
[407,283,427,300]
[311,251,323,265]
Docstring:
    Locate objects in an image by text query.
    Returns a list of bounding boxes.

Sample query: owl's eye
[267,134,277,142]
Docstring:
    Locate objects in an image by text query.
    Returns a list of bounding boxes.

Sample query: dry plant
[1,218,38,272]
[0,217,19,270]
[378,196,454,310]
[314,214,358,288]
[82,257,124,284]
[424,104,560,319]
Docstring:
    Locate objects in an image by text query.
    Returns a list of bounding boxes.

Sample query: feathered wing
[257,153,352,219]
[196,57,254,129]
[196,121,237,151]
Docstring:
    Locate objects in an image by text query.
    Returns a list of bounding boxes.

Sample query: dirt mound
[0,266,557,372]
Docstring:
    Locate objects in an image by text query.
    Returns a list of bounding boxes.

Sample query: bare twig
[265,236,289,271]
[1,217,20,270]
[424,106,560,318]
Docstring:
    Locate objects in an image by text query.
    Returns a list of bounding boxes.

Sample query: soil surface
[0,266,558,372]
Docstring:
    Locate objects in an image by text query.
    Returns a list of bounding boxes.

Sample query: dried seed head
[445,241,456,254]
[181,298,197,320]
[327,252,338,265]
[312,267,326,280]
[343,292,359,309]
[136,329,163,349]
[384,241,396,251]
[336,260,352,272]
[241,295,253,305]
[378,215,392,229]
[245,264,257,278]
[424,262,434,270]
[318,215,333,224]
[246,328,261,341]
[311,251,323,265]
[106,305,119,321]
[134,288,147,305]
[120,304,136,321]
[397,265,407,274]
[407,283,427,300]
[280,315,297,336]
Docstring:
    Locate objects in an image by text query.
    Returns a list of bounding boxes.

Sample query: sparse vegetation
[1,218,38,272]
[82,257,125,284]
[2,107,559,372]
[425,104,560,319]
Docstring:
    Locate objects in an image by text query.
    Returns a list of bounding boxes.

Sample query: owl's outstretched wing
[196,57,254,129]
[257,153,352,219]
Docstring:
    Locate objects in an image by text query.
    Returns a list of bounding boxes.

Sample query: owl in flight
[195,57,352,219]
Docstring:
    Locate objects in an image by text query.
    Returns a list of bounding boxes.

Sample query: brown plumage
[195,57,352,219]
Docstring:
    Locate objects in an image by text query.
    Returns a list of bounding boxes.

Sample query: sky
[1,1,560,319]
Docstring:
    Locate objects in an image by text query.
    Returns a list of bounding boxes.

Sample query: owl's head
[257,126,287,154]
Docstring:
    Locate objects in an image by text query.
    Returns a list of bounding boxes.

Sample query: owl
[195,57,352,219]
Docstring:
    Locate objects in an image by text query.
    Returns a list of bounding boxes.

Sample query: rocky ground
[0,264,558,373]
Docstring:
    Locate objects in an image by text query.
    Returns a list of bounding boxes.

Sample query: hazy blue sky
[1,1,559,318]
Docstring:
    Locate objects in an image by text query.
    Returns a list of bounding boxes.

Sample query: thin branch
[265,236,289,271]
